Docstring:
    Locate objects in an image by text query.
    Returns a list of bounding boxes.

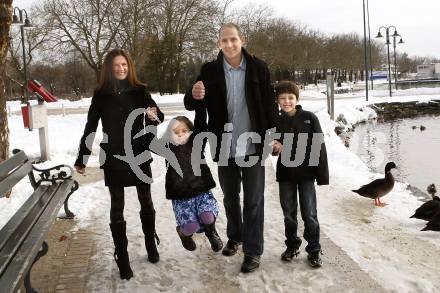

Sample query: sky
[12,0,440,58]
[233,0,440,58]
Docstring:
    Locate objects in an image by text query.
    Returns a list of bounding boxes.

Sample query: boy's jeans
[279,179,321,254]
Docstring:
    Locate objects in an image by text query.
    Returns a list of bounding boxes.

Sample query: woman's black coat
[75,81,164,186]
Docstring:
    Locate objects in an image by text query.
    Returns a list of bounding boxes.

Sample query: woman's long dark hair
[96,48,143,93]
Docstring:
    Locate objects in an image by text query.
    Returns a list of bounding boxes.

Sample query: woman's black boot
[109,221,134,280]
[140,211,160,263]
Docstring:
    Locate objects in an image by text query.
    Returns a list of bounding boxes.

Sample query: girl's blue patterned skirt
[172,191,219,228]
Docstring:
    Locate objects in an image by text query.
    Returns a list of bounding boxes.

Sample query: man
[184,23,275,273]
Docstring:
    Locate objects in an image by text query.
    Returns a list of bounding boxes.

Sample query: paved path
[30,165,387,292]
[26,106,389,292]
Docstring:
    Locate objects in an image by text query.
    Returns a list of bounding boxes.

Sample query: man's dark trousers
[218,158,265,256]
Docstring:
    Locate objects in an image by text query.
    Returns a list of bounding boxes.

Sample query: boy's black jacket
[165,133,216,200]
[275,105,329,185]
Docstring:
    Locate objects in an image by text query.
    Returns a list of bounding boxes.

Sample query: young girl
[164,116,223,252]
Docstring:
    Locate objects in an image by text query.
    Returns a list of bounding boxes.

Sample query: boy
[272,80,329,268]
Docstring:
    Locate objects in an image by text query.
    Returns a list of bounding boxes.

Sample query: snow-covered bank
[298,103,440,292]
[1,92,440,292]
[302,82,440,100]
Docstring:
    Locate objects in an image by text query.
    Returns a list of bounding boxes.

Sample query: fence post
[326,70,335,120]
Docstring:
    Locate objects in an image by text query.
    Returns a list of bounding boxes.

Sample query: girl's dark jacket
[74,80,164,186]
[183,48,277,162]
[275,105,329,185]
[165,133,216,200]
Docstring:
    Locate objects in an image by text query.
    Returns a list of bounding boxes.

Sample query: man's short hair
[218,23,242,38]
[275,80,300,99]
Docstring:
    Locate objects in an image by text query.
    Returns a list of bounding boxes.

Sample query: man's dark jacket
[275,105,329,185]
[184,48,276,162]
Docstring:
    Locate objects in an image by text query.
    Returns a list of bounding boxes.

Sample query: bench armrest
[30,164,75,188]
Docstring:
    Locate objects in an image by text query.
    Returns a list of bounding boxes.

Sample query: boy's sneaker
[307,251,323,268]
[176,227,196,251]
[281,247,300,262]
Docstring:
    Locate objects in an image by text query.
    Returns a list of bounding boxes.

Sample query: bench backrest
[0,150,33,198]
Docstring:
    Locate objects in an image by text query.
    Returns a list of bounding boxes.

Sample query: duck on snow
[410,184,440,221]
[352,162,397,207]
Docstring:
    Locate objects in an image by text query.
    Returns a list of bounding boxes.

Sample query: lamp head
[392,30,400,37]
[23,18,34,28]
[375,31,383,38]
[398,38,404,44]
[12,14,20,23]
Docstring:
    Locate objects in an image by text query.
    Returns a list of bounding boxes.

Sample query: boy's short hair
[218,23,242,38]
[275,80,299,100]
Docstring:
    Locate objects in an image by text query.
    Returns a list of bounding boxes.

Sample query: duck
[427,183,437,197]
[410,194,440,221]
[420,125,426,131]
[352,162,397,207]
[421,211,440,232]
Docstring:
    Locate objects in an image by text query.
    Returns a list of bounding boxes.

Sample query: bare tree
[0,0,12,163]
[112,0,159,67]
[145,0,222,93]
[229,3,273,39]
[42,0,122,80]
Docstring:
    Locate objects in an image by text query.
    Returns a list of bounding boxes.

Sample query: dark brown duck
[410,184,440,221]
[421,211,440,232]
[352,162,397,207]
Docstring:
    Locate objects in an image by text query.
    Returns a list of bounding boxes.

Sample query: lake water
[348,115,440,196]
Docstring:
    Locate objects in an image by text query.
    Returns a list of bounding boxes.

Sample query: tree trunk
[0,0,13,164]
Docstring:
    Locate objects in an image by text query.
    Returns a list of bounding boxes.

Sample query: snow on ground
[6,93,185,114]
[2,90,440,292]
[303,81,440,100]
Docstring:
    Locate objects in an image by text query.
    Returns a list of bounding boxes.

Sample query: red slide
[27,80,58,102]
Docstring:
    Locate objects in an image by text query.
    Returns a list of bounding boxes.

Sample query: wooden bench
[0,149,78,293]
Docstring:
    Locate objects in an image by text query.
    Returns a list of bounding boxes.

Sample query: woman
[74,49,164,280]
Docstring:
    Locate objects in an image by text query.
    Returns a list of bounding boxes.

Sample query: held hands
[192,81,205,100]
[271,140,283,156]
[74,165,85,175]
[146,107,160,122]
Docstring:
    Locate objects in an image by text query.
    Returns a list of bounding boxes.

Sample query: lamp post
[366,0,373,90]
[362,0,369,101]
[393,35,404,90]
[375,25,400,97]
[11,7,51,161]
[12,7,33,103]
